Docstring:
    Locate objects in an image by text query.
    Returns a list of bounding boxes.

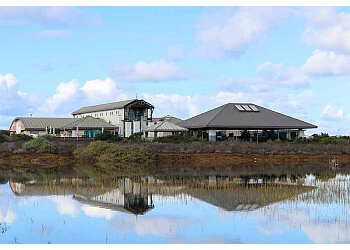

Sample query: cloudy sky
[0,6,349,135]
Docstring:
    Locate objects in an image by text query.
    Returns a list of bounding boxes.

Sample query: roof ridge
[206,104,229,127]
[76,99,136,110]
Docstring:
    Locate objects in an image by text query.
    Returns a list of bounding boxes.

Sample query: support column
[209,130,216,142]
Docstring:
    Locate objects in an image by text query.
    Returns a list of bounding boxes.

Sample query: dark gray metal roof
[61,116,117,130]
[72,99,154,115]
[178,103,317,130]
[144,120,188,132]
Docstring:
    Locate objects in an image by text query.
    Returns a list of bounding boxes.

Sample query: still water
[0,163,350,244]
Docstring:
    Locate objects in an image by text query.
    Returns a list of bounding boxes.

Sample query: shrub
[154,133,198,143]
[320,136,338,144]
[127,132,144,142]
[0,130,10,136]
[94,131,122,142]
[12,134,33,142]
[0,135,7,143]
[73,141,156,165]
[23,137,57,154]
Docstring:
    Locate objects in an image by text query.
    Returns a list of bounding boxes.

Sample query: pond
[0,163,349,244]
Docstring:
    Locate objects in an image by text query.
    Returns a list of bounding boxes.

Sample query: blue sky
[0,6,350,135]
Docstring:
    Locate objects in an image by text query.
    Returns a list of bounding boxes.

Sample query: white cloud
[81,205,115,220]
[167,44,187,61]
[0,7,102,26]
[0,73,18,89]
[42,79,79,113]
[302,7,350,53]
[81,77,119,100]
[0,73,39,129]
[302,50,350,75]
[112,60,188,82]
[316,103,350,135]
[196,7,290,59]
[321,103,344,119]
[141,93,203,119]
[40,77,127,116]
[257,62,310,88]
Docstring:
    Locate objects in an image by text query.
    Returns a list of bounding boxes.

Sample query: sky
[0,6,350,135]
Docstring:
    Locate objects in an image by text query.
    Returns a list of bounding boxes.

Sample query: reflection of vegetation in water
[73,162,155,184]
[10,168,58,184]
[295,175,350,204]
[0,176,8,184]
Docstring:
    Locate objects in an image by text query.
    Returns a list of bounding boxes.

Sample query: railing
[52,137,94,141]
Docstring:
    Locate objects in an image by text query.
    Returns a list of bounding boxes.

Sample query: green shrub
[154,133,198,143]
[73,141,156,165]
[0,135,7,143]
[0,130,10,136]
[12,134,33,142]
[23,137,57,154]
[94,131,122,142]
[320,136,338,144]
[127,132,144,142]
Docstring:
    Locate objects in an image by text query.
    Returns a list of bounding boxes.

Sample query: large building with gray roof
[72,99,154,137]
[179,103,317,141]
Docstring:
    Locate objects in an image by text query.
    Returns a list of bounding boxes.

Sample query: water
[0,164,350,244]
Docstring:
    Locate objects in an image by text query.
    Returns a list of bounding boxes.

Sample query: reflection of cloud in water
[50,196,79,218]
[0,209,16,224]
[81,205,115,220]
[108,216,199,237]
[0,183,19,224]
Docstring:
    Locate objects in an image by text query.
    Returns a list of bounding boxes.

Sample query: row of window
[75,110,121,118]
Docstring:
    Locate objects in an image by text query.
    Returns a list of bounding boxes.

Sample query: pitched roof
[72,99,154,115]
[163,115,183,124]
[151,115,183,124]
[179,103,317,130]
[11,117,117,131]
[11,117,76,131]
[144,120,188,132]
[60,116,117,130]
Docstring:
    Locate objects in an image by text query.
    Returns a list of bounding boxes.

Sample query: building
[72,99,154,137]
[9,116,116,138]
[145,115,184,139]
[144,120,188,140]
[179,103,317,141]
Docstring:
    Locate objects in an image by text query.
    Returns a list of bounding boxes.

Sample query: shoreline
[1,150,349,169]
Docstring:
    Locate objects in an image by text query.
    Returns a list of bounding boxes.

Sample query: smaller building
[144,120,188,140]
[10,116,117,138]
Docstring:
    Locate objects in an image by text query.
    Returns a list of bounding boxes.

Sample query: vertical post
[77,127,79,141]
[257,130,259,143]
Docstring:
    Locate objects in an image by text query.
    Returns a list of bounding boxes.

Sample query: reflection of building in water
[9,182,25,194]
[151,175,313,212]
[73,178,154,215]
[8,178,154,215]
